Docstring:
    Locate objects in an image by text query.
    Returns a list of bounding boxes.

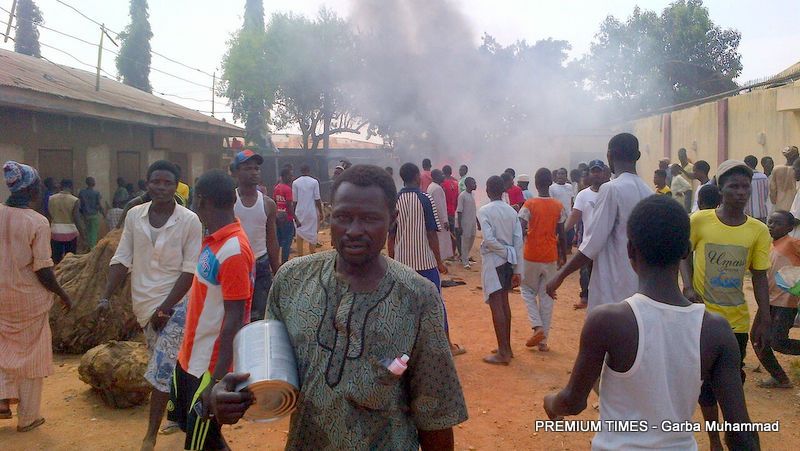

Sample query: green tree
[14,0,43,58]
[219,0,270,147]
[116,0,153,93]
[266,9,364,150]
[586,0,741,113]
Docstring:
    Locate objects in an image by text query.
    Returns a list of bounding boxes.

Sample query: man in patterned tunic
[209,165,468,450]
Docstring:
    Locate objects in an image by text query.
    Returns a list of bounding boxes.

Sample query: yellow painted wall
[629,80,800,184]
[670,101,719,167]
[632,114,664,179]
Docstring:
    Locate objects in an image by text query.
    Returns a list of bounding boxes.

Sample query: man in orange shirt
[518,168,567,352]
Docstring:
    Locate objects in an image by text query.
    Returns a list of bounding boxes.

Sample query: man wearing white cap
[681,159,772,451]
[517,174,533,200]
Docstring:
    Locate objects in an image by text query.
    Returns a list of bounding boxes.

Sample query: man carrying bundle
[209,165,468,450]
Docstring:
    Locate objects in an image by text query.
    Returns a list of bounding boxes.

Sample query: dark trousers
[755,306,800,382]
[250,254,273,322]
[699,332,748,406]
[579,261,593,300]
[52,239,77,264]
[276,218,295,263]
[566,228,576,249]
[417,268,447,333]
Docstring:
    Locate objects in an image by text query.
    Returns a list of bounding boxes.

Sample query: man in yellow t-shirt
[681,160,772,451]
[176,181,190,207]
[654,169,671,196]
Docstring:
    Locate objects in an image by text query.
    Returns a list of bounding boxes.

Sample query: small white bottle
[386,354,410,376]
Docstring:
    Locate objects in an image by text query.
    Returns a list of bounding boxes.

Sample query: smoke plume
[347,0,605,182]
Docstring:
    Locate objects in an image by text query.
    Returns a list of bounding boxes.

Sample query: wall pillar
[662,113,672,160]
[717,98,729,164]
[86,145,111,204]
[189,152,205,185]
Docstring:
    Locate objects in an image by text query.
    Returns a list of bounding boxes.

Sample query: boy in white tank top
[544,195,759,450]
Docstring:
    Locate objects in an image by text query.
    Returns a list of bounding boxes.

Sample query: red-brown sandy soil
[3,233,800,450]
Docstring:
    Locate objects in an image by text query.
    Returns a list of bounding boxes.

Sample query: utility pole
[3,0,17,43]
[95,24,105,92]
[212,72,216,117]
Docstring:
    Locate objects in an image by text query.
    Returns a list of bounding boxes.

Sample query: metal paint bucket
[233,319,300,422]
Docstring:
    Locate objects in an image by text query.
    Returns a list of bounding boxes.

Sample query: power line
[0,18,115,79]
[52,0,216,78]
[54,0,105,30]
[0,6,213,89]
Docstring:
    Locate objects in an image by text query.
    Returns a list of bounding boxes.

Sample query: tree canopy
[14,0,43,58]
[586,0,742,113]
[116,0,153,93]
[266,9,364,150]
[220,0,271,147]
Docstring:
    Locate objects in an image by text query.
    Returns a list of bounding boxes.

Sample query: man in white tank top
[543,196,759,450]
[232,150,281,322]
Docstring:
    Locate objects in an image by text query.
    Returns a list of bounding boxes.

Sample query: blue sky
[1,0,797,127]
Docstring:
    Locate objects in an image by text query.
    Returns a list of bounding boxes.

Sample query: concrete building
[627,62,800,178]
[0,49,241,201]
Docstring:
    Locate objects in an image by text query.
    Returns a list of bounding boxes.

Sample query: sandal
[159,422,181,435]
[0,409,11,420]
[757,377,793,389]
[450,343,467,356]
[538,343,550,352]
[526,330,546,348]
[17,417,45,432]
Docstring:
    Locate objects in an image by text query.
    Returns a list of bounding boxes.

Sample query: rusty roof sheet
[0,49,241,134]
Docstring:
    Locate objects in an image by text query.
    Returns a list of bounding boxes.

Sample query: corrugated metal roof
[0,49,241,135]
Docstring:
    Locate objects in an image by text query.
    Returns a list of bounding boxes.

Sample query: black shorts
[496,263,514,291]
[698,332,748,407]
[168,363,225,450]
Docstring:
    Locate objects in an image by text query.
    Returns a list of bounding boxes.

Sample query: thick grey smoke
[347,0,605,182]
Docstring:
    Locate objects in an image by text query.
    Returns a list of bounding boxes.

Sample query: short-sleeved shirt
[746,172,769,219]
[176,182,190,207]
[274,182,294,220]
[113,187,130,208]
[420,171,433,192]
[458,176,467,192]
[442,178,459,217]
[78,188,102,215]
[178,220,254,377]
[519,197,566,263]
[580,173,653,310]
[506,185,525,207]
[267,252,468,449]
[110,202,203,327]
[456,191,477,236]
[392,187,442,270]
[690,210,771,333]
[768,235,800,308]
[573,187,600,230]
[549,183,574,222]
[48,191,80,240]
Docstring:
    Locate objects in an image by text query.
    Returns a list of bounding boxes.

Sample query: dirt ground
[3,233,800,450]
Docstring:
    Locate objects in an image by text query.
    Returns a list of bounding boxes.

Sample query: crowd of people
[2,133,799,449]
